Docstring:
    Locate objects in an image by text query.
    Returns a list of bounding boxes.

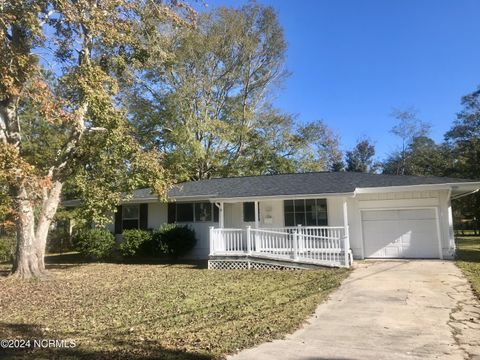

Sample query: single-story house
[67,172,480,268]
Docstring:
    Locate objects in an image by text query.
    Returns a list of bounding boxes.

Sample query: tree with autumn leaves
[2,1,478,279]
[1,1,343,279]
[0,0,195,278]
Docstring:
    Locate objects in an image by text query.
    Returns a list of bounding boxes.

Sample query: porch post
[293,230,299,260]
[342,197,350,267]
[297,224,303,253]
[254,200,259,229]
[209,226,214,256]
[220,202,225,228]
[246,226,252,255]
[216,202,224,228]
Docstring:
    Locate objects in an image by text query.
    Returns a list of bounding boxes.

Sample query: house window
[195,202,212,222]
[284,199,328,226]
[176,203,194,222]
[122,204,139,230]
[169,202,219,223]
[243,202,256,222]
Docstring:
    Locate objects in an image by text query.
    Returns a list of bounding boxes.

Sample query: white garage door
[362,209,440,258]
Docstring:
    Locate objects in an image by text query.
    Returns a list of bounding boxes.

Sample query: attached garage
[361,208,441,259]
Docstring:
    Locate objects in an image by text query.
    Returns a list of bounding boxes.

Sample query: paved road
[229,261,480,360]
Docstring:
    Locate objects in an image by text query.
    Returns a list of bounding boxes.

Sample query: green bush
[119,229,152,257]
[74,228,115,260]
[47,223,74,254]
[153,224,196,258]
[0,235,15,263]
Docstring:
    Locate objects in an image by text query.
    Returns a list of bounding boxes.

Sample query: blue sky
[201,0,480,160]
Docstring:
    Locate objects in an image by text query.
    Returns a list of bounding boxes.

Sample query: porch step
[208,255,338,270]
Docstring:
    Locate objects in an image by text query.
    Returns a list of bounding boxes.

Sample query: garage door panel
[362,223,402,243]
[362,209,439,259]
[363,220,401,234]
[363,210,399,221]
[398,209,435,220]
[404,219,436,234]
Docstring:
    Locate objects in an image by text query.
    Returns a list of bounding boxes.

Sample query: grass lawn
[0,254,349,359]
[456,236,480,297]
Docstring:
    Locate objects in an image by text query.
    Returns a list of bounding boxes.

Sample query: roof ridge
[178,171,477,184]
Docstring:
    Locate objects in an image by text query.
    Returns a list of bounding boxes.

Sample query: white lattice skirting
[208,259,302,270]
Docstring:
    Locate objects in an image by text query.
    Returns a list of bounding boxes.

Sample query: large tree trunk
[11,185,43,279]
[10,181,64,278]
[35,180,63,271]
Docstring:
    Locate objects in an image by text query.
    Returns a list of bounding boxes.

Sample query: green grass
[0,255,349,359]
[456,236,480,297]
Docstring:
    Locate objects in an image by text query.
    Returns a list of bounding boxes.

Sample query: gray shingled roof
[61,172,479,207]
[155,172,478,200]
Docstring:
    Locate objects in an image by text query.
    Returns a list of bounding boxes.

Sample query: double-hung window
[122,204,140,230]
[284,199,328,226]
[169,202,219,223]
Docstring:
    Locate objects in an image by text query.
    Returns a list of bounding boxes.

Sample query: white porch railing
[209,225,350,268]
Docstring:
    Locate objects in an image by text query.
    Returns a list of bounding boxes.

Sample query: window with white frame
[284,199,328,226]
[122,204,140,230]
[169,202,219,223]
[195,202,212,222]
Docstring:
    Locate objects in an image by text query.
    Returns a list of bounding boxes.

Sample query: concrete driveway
[229,261,480,360]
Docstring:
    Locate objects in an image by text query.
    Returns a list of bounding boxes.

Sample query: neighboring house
[65,172,480,268]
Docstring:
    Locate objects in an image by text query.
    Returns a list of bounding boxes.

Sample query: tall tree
[126,4,341,180]
[0,0,193,278]
[389,108,431,175]
[216,110,342,176]
[382,136,451,177]
[445,86,480,232]
[345,138,379,173]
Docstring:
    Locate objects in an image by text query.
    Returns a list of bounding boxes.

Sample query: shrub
[74,228,115,260]
[119,229,152,257]
[153,224,197,258]
[0,235,15,263]
[47,223,74,254]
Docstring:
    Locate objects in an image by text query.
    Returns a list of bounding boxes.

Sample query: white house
[92,172,480,268]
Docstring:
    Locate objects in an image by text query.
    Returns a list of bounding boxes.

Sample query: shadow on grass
[118,257,208,268]
[0,253,207,277]
[0,322,212,360]
[46,252,208,269]
[455,236,480,263]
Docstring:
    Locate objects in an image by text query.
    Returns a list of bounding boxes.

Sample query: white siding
[347,197,363,257]
[327,197,344,227]
[438,190,456,258]
[259,199,284,228]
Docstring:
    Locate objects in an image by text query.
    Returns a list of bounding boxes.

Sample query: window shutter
[140,203,148,230]
[167,203,176,224]
[114,205,123,234]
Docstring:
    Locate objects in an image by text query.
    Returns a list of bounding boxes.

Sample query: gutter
[451,188,480,200]
[203,192,356,203]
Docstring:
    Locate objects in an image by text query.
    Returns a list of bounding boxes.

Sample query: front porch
[209,225,351,268]
[207,197,352,268]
